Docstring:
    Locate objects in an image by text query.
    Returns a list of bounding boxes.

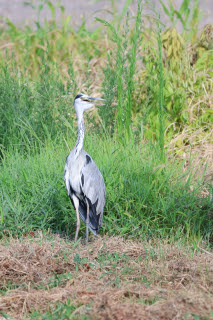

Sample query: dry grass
[168,127,213,188]
[0,233,213,319]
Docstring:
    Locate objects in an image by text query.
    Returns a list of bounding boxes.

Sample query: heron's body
[64,149,105,235]
[64,94,105,244]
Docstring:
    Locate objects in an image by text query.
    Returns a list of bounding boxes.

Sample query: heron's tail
[88,225,98,235]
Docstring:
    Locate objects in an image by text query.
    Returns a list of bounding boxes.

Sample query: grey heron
[64,93,106,245]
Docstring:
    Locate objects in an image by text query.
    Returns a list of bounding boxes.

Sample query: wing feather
[80,158,105,232]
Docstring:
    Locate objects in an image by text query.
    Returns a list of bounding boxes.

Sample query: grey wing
[80,158,106,233]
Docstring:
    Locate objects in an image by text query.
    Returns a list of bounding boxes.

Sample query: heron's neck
[75,112,85,158]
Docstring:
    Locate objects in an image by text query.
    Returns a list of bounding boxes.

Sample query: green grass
[0,0,211,247]
[0,133,211,242]
[0,59,77,150]
[0,0,211,150]
[0,2,212,319]
[30,300,91,320]
[96,0,143,142]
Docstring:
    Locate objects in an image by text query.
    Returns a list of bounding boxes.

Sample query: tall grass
[0,0,212,244]
[96,0,143,142]
[0,59,77,151]
[0,134,212,242]
[0,0,211,148]
[159,0,202,37]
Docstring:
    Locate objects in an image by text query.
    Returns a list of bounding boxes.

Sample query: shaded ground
[0,233,212,319]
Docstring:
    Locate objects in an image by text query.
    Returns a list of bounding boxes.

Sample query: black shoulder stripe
[69,183,74,195]
[86,155,91,164]
[81,173,84,186]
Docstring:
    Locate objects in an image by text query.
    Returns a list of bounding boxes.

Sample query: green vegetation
[0,3,212,318]
[31,300,86,320]
[0,0,212,244]
[0,135,212,242]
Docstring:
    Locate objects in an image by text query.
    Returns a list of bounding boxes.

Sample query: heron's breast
[66,153,85,196]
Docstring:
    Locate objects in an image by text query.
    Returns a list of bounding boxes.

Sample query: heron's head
[74,94,104,115]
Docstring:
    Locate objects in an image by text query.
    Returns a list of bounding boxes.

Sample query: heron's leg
[86,199,89,245]
[73,195,80,242]
[74,206,80,242]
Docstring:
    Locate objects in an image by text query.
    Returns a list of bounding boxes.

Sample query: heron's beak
[87,97,105,101]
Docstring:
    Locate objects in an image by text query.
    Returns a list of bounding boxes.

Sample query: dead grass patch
[168,127,213,186]
[0,233,212,319]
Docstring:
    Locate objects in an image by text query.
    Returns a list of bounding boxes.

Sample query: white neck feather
[74,111,85,158]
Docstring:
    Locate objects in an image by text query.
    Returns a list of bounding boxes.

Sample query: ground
[0,232,212,319]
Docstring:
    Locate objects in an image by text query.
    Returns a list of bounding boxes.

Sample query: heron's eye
[83,99,90,102]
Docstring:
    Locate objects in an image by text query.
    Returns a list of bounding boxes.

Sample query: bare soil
[0,233,212,319]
